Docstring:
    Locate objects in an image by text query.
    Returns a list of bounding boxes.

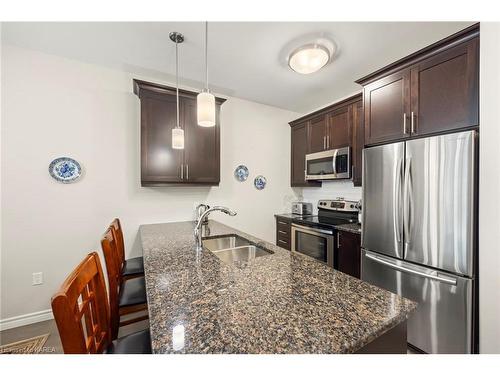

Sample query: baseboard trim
[0,309,54,331]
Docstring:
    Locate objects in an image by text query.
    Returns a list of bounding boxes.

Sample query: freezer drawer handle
[365,253,457,285]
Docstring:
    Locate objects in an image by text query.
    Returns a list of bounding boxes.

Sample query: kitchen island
[140,220,416,354]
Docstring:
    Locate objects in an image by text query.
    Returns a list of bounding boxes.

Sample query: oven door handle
[292,223,334,236]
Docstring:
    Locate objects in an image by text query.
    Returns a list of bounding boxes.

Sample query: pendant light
[197,22,216,127]
[170,31,184,149]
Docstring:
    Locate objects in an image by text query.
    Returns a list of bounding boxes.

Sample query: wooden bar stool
[101,227,149,340]
[110,218,144,280]
[51,252,151,354]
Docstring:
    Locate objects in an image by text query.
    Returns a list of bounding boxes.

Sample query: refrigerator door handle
[365,253,457,285]
[403,157,412,246]
[393,157,403,245]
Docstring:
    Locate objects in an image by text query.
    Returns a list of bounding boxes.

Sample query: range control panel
[317,198,359,212]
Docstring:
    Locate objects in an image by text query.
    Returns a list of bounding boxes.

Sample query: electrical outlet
[32,272,43,286]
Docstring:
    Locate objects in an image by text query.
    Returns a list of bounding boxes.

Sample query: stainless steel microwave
[305,147,350,180]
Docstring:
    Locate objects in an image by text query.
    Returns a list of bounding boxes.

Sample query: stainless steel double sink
[202,234,273,264]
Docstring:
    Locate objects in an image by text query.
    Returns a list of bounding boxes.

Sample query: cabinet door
[410,37,479,137]
[364,69,411,145]
[336,231,361,279]
[327,105,351,149]
[351,100,364,186]
[183,97,220,184]
[141,93,183,185]
[308,114,328,153]
[291,122,320,187]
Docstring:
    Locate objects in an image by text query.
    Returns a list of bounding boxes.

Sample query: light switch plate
[32,272,43,285]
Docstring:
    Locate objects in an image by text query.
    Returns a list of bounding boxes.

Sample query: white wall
[0,45,299,321]
[478,22,500,354]
[206,98,300,241]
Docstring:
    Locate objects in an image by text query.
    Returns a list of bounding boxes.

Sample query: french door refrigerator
[361,130,477,354]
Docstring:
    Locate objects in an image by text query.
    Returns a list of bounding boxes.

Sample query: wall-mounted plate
[234,165,249,182]
[49,157,82,183]
[254,175,267,190]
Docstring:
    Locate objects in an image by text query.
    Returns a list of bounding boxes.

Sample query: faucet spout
[194,206,237,251]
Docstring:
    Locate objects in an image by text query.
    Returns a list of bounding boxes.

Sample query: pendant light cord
[175,38,180,129]
[205,22,208,91]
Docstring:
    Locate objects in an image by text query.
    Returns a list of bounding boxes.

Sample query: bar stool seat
[119,277,147,308]
[122,256,144,279]
[106,329,152,354]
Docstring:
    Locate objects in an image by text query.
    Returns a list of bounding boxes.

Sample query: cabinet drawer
[276,235,291,250]
[276,220,291,233]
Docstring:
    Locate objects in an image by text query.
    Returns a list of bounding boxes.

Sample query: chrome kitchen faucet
[194,206,237,251]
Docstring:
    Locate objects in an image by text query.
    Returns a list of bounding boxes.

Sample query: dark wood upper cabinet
[290,121,320,187]
[362,69,411,145]
[351,100,364,187]
[140,91,184,184]
[327,105,351,149]
[183,97,220,184]
[289,93,362,188]
[134,79,225,186]
[308,115,328,153]
[357,24,479,146]
[410,37,479,136]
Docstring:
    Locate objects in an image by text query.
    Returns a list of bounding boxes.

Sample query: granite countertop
[275,213,362,234]
[140,220,415,354]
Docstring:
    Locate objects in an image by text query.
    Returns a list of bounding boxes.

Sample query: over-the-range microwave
[305,147,350,181]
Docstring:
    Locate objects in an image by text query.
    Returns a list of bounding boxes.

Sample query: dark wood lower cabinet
[335,230,361,279]
[275,217,291,250]
[355,321,407,354]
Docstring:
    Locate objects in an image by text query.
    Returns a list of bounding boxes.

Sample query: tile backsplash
[299,180,362,214]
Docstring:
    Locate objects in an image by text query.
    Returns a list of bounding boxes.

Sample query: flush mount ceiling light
[288,43,331,74]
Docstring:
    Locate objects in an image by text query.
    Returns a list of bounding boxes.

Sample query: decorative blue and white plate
[49,157,82,183]
[254,175,267,190]
[234,165,249,182]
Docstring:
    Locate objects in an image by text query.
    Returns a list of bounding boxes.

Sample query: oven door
[291,224,334,267]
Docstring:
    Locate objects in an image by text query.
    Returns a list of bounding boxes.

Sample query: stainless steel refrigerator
[361,130,477,354]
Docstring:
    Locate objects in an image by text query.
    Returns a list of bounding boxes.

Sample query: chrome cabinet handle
[327,135,330,149]
[403,113,407,134]
[180,163,184,180]
[278,230,287,235]
[411,112,416,134]
[186,164,189,180]
[278,239,288,244]
[365,253,457,285]
[278,221,288,225]
[337,232,340,248]
[323,136,326,150]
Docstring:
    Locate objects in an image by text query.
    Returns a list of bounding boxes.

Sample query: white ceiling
[2,22,474,113]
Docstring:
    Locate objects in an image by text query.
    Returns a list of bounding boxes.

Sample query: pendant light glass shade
[197,22,216,127]
[197,90,216,127]
[172,127,185,149]
[170,32,184,149]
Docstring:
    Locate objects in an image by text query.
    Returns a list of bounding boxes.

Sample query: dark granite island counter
[140,220,416,354]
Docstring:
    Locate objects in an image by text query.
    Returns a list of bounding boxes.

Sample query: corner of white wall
[479,22,500,354]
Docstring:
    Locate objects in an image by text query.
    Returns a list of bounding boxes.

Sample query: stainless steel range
[291,198,358,268]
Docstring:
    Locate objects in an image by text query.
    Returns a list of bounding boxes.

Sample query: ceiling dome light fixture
[288,43,331,74]
[197,22,216,127]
